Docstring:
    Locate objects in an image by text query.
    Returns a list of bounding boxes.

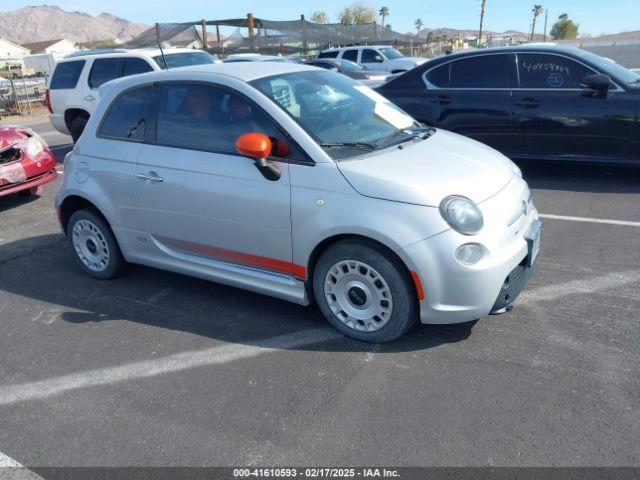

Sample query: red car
[0,126,57,197]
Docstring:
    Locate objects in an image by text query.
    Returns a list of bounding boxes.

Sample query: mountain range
[0,5,149,44]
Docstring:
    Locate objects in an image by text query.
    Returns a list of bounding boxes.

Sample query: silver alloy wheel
[71,219,110,272]
[324,259,394,332]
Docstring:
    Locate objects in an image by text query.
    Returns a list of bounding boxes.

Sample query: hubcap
[71,219,110,272]
[324,260,393,332]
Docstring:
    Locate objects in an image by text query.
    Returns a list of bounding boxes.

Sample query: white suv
[318,46,427,74]
[46,48,217,141]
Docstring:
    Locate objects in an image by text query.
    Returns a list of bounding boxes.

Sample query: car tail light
[45,89,52,113]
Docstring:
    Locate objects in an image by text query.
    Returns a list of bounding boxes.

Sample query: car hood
[336,129,516,207]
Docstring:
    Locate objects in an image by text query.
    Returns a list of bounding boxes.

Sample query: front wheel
[313,240,418,343]
[67,209,126,279]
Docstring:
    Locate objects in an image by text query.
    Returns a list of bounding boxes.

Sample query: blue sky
[4,1,640,36]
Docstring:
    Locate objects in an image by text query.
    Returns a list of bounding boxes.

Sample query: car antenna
[155,23,169,70]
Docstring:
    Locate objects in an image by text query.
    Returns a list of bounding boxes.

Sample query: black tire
[313,239,418,343]
[69,115,88,143]
[67,209,126,280]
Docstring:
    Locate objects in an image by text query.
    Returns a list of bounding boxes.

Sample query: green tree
[339,2,375,25]
[311,10,328,24]
[550,13,579,40]
[339,8,353,25]
[379,6,389,28]
[426,30,436,45]
[530,5,543,41]
[415,18,424,35]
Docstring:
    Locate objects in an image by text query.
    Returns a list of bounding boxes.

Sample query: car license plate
[525,220,542,267]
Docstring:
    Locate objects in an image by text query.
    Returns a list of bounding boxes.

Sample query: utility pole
[478,0,486,47]
[247,13,255,39]
[201,19,208,49]
[543,9,549,42]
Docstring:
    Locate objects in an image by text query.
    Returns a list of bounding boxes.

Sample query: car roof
[155,61,317,82]
[428,44,586,62]
[58,47,197,62]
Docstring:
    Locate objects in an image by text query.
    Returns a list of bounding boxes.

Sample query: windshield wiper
[320,142,376,149]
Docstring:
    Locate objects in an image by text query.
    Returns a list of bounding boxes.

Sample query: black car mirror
[581,74,611,94]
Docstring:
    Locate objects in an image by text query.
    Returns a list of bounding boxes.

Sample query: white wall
[0,39,30,58]
[44,39,78,56]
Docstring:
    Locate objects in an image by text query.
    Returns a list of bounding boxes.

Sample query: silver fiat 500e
[56,62,541,342]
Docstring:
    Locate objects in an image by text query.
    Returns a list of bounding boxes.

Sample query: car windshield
[577,50,640,84]
[338,60,365,72]
[153,51,216,69]
[379,47,405,60]
[250,70,425,160]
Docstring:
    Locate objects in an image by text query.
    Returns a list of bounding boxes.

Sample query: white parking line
[539,213,640,228]
[0,328,340,407]
[0,451,43,479]
[520,270,640,304]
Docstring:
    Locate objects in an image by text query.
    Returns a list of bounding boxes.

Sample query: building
[23,38,78,57]
[0,38,30,58]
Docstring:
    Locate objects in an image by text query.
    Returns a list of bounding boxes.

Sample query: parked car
[304,58,391,87]
[0,126,57,198]
[46,48,218,142]
[56,62,540,342]
[318,46,427,74]
[377,45,640,165]
[223,54,292,63]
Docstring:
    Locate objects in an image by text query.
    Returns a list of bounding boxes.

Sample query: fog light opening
[455,243,484,265]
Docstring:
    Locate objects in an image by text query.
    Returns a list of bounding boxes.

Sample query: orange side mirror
[236,133,272,159]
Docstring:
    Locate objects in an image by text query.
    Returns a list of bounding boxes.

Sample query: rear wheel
[69,115,88,143]
[313,240,418,343]
[67,209,126,279]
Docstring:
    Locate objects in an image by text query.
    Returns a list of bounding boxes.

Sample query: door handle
[430,94,451,105]
[83,95,96,101]
[137,172,163,183]
[515,98,540,108]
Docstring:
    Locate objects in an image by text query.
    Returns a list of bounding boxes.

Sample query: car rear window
[50,60,85,89]
[89,58,122,89]
[318,51,339,59]
[152,52,216,69]
[450,54,511,88]
[99,86,152,141]
[342,50,359,62]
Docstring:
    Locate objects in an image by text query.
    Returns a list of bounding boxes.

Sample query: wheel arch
[305,233,421,302]
[59,194,110,235]
[64,108,90,131]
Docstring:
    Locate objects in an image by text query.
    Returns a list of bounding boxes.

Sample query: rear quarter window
[98,86,152,142]
[50,60,86,89]
[318,51,339,59]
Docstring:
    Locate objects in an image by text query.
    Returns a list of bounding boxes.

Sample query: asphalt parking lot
[0,118,639,468]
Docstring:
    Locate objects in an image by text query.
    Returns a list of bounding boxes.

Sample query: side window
[50,60,85,89]
[517,53,594,89]
[426,63,450,88]
[450,54,511,88]
[99,86,152,141]
[318,51,339,59]
[342,49,359,62]
[362,49,383,63]
[155,83,303,159]
[88,58,122,89]
[122,58,154,77]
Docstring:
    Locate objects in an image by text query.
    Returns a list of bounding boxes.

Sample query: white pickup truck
[318,46,427,74]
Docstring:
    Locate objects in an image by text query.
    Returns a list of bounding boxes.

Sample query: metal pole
[543,10,549,42]
[301,14,308,57]
[21,76,32,115]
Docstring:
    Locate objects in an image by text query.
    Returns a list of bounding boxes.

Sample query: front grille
[490,259,532,313]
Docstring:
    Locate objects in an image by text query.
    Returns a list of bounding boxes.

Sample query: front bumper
[403,177,540,325]
[0,168,57,197]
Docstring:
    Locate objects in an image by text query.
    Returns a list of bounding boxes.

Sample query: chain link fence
[0,75,48,117]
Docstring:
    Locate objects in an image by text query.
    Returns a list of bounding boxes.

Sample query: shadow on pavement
[0,234,476,354]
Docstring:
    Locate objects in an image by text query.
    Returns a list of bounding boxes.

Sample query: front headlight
[26,135,46,157]
[439,195,484,235]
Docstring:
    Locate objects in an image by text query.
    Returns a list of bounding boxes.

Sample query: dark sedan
[305,59,391,86]
[377,45,640,165]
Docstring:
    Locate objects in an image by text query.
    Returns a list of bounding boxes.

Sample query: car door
[512,51,639,162]
[134,81,295,276]
[420,53,513,154]
[361,48,387,71]
[83,57,122,111]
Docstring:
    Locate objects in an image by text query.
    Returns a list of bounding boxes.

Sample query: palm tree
[379,6,389,29]
[415,18,424,35]
[530,5,543,41]
[478,0,487,46]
